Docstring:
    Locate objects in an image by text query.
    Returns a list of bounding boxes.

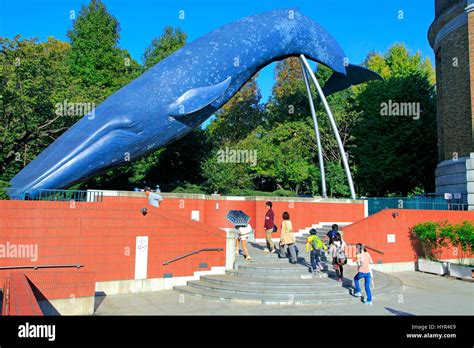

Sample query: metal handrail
[346,244,384,255]
[163,248,223,265]
[0,264,83,270]
[363,245,384,255]
[3,276,10,316]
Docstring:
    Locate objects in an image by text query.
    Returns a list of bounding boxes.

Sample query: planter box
[417,258,448,275]
[448,263,474,280]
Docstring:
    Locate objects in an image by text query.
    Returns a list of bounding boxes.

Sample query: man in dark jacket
[264,201,276,253]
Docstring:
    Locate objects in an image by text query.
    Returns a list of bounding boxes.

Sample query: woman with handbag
[279,211,298,264]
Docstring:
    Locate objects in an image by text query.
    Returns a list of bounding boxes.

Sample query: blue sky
[0,0,435,102]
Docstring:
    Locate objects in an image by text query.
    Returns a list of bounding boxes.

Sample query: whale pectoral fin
[322,64,384,97]
[167,76,231,118]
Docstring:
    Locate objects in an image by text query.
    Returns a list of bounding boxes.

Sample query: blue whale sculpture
[9,8,382,197]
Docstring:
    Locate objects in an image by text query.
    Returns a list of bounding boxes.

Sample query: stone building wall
[429,0,473,161]
[429,0,474,208]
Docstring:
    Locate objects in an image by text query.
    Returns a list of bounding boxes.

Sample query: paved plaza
[95,271,473,316]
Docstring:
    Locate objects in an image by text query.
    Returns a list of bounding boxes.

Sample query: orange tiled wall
[117,196,366,238]
[0,197,226,301]
[342,209,474,263]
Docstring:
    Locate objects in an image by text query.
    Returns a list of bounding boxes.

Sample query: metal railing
[5,188,103,202]
[2,276,10,316]
[362,196,468,216]
[0,264,83,270]
[163,248,224,265]
[346,243,384,255]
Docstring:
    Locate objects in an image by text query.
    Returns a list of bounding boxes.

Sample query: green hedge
[411,220,474,263]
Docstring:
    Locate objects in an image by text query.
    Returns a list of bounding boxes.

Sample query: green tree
[201,156,255,194]
[67,0,141,102]
[207,76,263,144]
[0,36,78,190]
[236,121,320,194]
[143,26,187,70]
[265,57,308,124]
[352,44,437,196]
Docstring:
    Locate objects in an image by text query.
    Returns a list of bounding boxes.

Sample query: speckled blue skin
[10,9,350,196]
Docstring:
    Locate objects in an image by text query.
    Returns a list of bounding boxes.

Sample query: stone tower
[428,0,474,209]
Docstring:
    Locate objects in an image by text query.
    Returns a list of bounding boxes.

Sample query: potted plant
[445,221,474,280]
[411,221,448,275]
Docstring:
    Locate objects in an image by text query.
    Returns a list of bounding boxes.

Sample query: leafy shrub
[226,188,273,197]
[411,220,474,263]
[411,221,448,260]
[272,189,298,197]
[0,180,11,200]
[171,183,206,194]
[447,221,474,265]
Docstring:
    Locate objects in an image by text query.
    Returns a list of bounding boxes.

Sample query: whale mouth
[9,126,143,198]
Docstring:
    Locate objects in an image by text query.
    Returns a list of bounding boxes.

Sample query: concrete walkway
[94,271,473,315]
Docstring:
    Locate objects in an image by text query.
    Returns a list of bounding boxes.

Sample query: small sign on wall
[135,236,148,280]
[191,210,200,221]
[387,234,396,243]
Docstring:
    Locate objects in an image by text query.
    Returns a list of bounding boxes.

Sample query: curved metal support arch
[299,55,356,200]
[299,59,327,198]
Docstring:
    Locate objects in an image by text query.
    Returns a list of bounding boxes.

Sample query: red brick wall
[125,196,365,238]
[0,198,226,301]
[342,209,474,263]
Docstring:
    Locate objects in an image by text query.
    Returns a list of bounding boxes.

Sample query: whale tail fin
[322,64,383,97]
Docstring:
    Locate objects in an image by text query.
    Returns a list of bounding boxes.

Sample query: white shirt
[239,224,252,237]
[148,192,163,207]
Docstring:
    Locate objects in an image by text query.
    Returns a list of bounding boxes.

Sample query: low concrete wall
[369,258,474,274]
[95,266,225,296]
[372,261,416,273]
[39,296,95,316]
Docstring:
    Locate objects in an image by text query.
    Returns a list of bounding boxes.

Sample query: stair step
[235,256,329,265]
[201,272,392,291]
[237,263,318,274]
[227,269,326,279]
[190,277,392,297]
[186,280,353,297]
[200,274,342,290]
[176,275,401,305]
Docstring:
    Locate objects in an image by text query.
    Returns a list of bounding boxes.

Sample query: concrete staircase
[175,240,402,305]
[294,223,349,243]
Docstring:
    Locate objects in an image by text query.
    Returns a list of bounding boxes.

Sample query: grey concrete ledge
[91,189,364,204]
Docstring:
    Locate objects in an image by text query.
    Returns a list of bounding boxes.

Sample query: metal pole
[299,59,327,198]
[299,54,356,199]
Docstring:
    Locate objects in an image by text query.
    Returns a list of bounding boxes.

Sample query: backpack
[311,236,325,251]
[335,246,347,265]
[328,230,339,243]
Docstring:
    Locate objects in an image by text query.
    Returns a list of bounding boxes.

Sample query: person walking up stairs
[306,228,328,274]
